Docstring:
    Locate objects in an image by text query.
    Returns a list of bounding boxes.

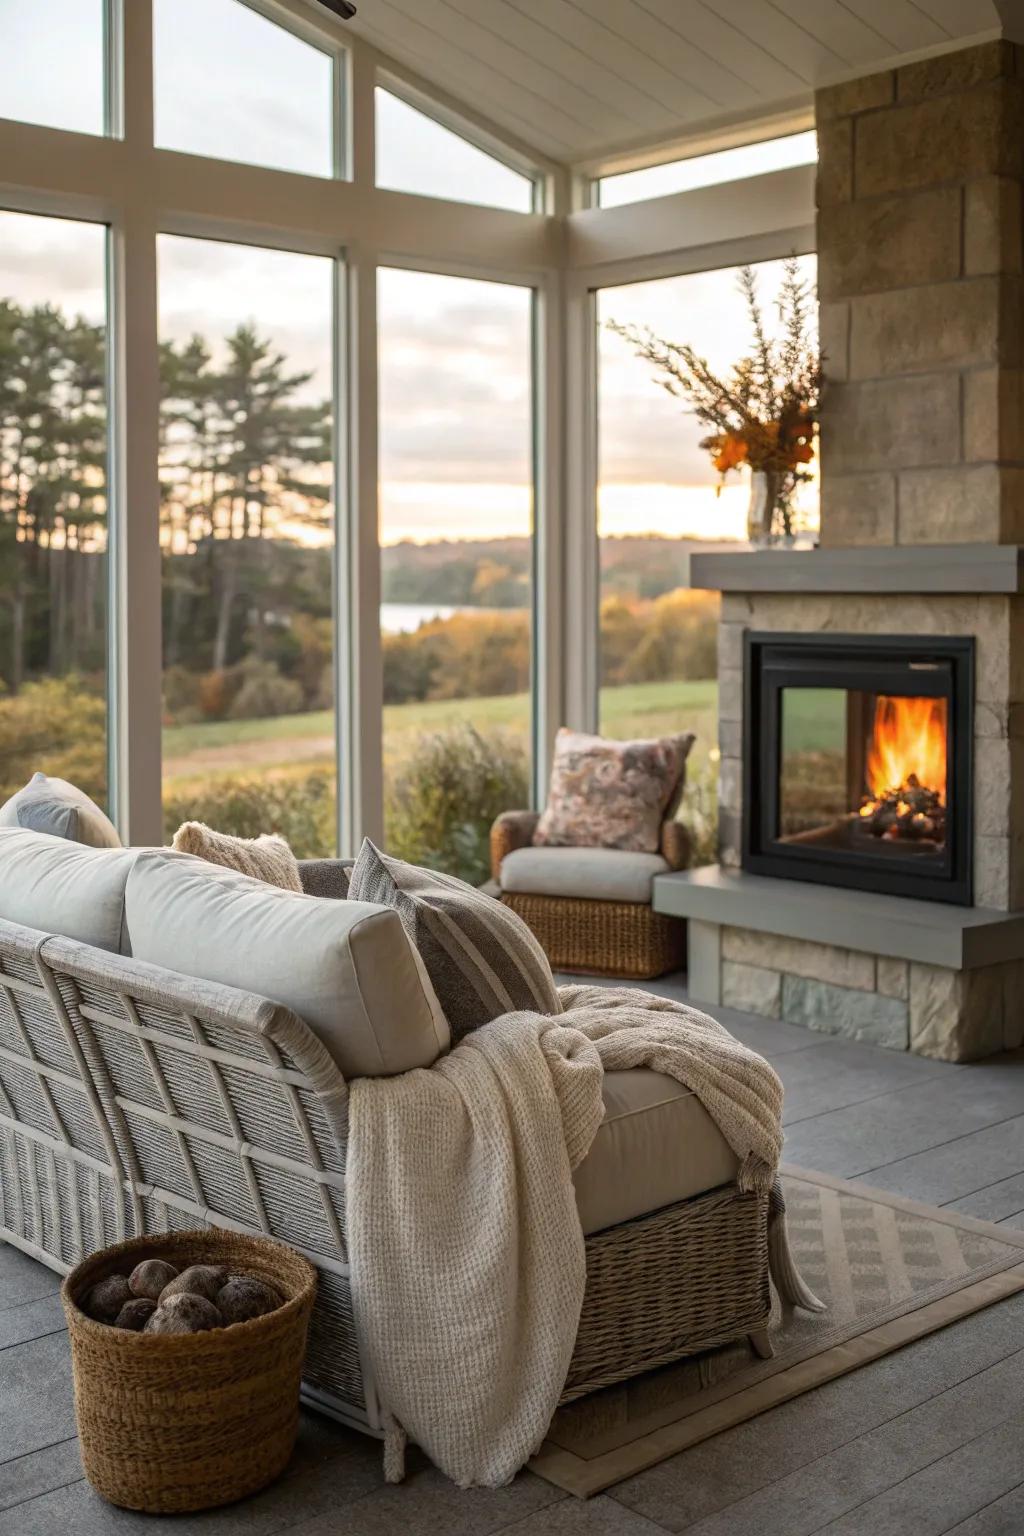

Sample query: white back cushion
[0,829,138,951]
[125,850,449,1078]
[0,773,121,847]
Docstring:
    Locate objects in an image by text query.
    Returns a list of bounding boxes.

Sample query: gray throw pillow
[0,772,121,848]
[348,840,562,1042]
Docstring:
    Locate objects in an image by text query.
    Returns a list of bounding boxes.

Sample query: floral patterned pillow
[534,728,695,854]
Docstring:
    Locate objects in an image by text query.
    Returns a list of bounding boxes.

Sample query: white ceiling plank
[507,0,724,118]
[352,13,587,156]
[914,0,1000,33]
[700,0,854,79]
[450,0,680,133]
[351,1,599,153]
[373,0,635,136]
[569,0,766,110]
[764,0,895,66]
[635,0,809,97]
[837,0,950,50]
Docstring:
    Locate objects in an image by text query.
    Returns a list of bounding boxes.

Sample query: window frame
[0,0,814,854]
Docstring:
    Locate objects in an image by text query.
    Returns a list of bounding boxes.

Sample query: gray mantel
[690,544,1024,595]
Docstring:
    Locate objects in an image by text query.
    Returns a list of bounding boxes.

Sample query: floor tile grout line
[0,1324,67,1354]
[610,1338,1024,1531]
[782,1077,956,1128]
[781,1071,1024,1137]
[0,1434,78,1471]
[0,1289,61,1318]
[0,1474,85,1517]
[939,1476,1024,1535]
[843,1106,1024,1183]
[803,1405,1024,1536]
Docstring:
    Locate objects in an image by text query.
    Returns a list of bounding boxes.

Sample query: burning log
[855,773,945,844]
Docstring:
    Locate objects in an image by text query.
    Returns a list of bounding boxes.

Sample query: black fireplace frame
[742,632,974,905]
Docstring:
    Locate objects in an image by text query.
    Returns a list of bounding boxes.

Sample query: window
[154,0,336,177]
[0,210,110,810]
[598,130,816,209]
[596,255,818,863]
[158,235,338,855]
[378,267,535,882]
[0,0,107,136]
[376,89,535,213]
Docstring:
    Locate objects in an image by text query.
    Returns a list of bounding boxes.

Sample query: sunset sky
[3,0,819,549]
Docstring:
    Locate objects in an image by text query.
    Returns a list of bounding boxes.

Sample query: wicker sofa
[491,811,690,979]
[0,827,780,1445]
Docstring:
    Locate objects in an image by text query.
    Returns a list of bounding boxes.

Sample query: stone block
[855,83,1022,199]
[974,700,1024,739]
[816,117,852,207]
[897,465,1002,545]
[963,368,1024,462]
[818,301,849,382]
[975,833,1009,909]
[718,666,743,724]
[718,756,741,816]
[817,188,961,302]
[849,278,1001,380]
[819,472,897,546]
[877,957,909,1001]
[1000,468,1024,542]
[897,40,1015,102]
[722,961,781,1018]
[718,718,741,759]
[717,622,745,673]
[816,71,894,121]
[822,375,961,475]
[909,962,1005,1062]
[964,177,1024,276]
[1002,960,1024,1050]
[781,974,908,1050]
[722,927,875,990]
[974,735,1012,837]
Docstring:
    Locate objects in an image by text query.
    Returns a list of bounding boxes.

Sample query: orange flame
[865,695,947,802]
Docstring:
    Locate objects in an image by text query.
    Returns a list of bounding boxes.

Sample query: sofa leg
[748,1328,773,1360]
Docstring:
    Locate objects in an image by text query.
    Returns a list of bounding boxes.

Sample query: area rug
[531,1166,1024,1496]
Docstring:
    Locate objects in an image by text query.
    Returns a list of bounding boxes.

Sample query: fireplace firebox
[743,633,974,905]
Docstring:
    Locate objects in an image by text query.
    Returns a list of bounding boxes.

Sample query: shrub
[227,659,304,721]
[163,771,335,859]
[385,724,529,885]
[0,676,107,805]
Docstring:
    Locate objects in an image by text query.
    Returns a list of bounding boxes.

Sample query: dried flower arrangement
[607,256,823,540]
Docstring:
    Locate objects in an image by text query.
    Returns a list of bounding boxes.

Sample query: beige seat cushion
[125,849,449,1079]
[573,1067,739,1236]
[0,829,140,952]
[500,846,668,905]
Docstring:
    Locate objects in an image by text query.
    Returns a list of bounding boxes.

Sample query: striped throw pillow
[348,840,562,1042]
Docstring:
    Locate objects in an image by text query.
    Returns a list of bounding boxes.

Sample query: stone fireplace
[651,39,1024,1063]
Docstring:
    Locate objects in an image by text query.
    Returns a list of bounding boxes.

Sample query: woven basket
[61,1229,317,1514]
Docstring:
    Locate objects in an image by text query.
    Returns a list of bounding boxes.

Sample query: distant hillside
[381,533,731,606]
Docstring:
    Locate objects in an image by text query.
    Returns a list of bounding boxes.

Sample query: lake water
[380,602,463,633]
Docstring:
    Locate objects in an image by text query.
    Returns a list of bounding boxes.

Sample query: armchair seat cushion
[574,1068,739,1235]
[500,845,669,905]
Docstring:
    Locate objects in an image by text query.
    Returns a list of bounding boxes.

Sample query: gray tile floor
[4,982,1024,1536]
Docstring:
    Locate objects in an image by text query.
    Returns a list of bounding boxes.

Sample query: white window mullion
[109,0,163,845]
[338,249,383,854]
[563,275,599,734]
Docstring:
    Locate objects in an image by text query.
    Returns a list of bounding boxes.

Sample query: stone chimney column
[816,41,1024,548]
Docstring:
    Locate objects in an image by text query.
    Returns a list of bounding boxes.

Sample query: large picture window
[377,267,535,882]
[0,0,108,137]
[158,235,338,854]
[596,254,818,863]
[0,210,110,810]
[375,89,535,213]
[154,0,337,177]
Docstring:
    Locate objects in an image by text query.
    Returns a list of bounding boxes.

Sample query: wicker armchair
[491,812,690,980]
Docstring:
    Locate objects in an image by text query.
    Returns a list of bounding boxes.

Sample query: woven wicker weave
[501,892,687,980]
[0,883,771,1449]
[62,1228,316,1513]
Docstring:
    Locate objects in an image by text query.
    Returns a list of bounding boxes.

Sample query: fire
[865,695,947,803]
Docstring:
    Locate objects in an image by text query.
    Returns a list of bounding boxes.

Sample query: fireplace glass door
[744,635,973,904]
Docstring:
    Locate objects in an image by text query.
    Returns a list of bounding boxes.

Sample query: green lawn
[161,675,841,791]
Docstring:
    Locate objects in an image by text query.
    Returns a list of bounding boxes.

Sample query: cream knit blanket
[346,984,789,1489]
